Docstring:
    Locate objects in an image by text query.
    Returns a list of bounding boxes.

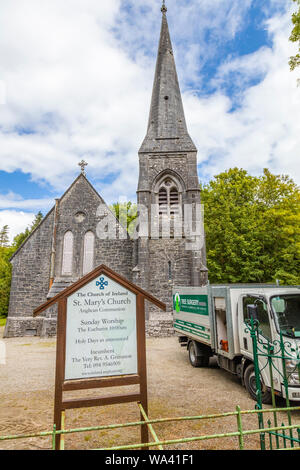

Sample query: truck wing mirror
[247,304,258,321]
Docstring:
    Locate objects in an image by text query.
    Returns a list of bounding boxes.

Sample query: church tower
[133,3,207,326]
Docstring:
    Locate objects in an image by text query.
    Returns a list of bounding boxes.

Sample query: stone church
[4,3,207,338]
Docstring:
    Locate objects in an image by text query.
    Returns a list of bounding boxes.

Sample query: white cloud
[0,210,35,242]
[0,191,53,211]
[0,0,298,229]
[185,7,300,184]
[0,0,261,197]
[0,0,151,199]
[0,80,6,105]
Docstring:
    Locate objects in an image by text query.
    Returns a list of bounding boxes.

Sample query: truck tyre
[188,341,209,368]
[244,364,272,405]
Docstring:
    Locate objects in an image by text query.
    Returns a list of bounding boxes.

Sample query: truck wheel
[188,341,209,368]
[244,364,272,405]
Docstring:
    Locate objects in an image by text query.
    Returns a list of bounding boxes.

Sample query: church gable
[52,174,130,282]
[57,173,128,238]
[58,173,105,210]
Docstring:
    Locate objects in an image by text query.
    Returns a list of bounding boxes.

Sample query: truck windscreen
[271,294,300,338]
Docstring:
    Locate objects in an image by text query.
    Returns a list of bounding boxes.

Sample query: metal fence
[1,402,300,450]
[246,318,300,449]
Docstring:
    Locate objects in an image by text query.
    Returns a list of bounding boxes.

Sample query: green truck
[173,284,300,403]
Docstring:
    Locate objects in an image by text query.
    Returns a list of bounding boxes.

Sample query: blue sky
[0,0,299,240]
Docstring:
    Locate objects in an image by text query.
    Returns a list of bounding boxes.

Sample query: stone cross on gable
[78,160,88,176]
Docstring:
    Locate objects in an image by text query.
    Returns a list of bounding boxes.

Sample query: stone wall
[4,210,55,338]
[148,238,192,317]
[146,315,175,337]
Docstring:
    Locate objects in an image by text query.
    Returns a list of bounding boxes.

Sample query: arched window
[158,178,180,216]
[62,231,74,276]
[82,231,95,275]
[154,173,183,239]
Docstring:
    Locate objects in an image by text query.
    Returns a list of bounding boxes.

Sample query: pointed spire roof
[139,3,196,154]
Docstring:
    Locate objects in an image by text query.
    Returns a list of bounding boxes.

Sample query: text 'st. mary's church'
[4,4,207,338]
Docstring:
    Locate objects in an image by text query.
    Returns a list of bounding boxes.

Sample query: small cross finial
[78,159,88,176]
[161,0,167,14]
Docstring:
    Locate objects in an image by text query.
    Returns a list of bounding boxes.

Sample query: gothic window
[62,231,74,276]
[158,178,180,216]
[82,231,95,275]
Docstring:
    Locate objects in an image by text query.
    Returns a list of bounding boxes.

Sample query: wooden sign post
[34,264,166,450]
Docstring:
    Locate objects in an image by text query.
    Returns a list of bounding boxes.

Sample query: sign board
[34,265,166,450]
[65,274,138,380]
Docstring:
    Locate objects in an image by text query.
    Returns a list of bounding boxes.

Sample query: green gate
[246,318,300,449]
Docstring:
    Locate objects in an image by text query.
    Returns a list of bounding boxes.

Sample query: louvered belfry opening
[158,178,180,214]
[170,187,179,215]
[159,187,168,215]
[157,177,181,237]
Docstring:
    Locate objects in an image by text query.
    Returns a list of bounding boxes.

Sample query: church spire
[139,2,196,153]
[161,0,167,14]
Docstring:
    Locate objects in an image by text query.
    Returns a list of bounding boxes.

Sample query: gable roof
[10,173,130,261]
[58,173,105,205]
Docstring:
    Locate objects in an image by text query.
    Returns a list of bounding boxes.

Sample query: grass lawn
[0,316,7,327]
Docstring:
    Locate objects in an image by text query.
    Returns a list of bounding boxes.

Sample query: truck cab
[173,285,300,403]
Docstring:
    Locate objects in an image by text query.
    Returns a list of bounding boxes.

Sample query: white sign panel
[65,274,137,380]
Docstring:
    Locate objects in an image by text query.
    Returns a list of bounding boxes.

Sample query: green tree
[0,244,14,317]
[110,202,138,236]
[0,225,9,247]
[201,168,300,285]
[13,211,43,250]
[31,211,43,230]
[289,0,300,71]
[0,225,12,317]
[12,227,30,251]
[256,170,300,284]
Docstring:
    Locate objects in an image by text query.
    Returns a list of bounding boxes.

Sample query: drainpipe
[49,199,60,289]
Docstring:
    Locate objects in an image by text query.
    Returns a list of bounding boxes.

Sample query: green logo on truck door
[174,293,181,313]
[173,294,209,316]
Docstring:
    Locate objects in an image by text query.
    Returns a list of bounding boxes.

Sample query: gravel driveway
[1,326,299,450]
